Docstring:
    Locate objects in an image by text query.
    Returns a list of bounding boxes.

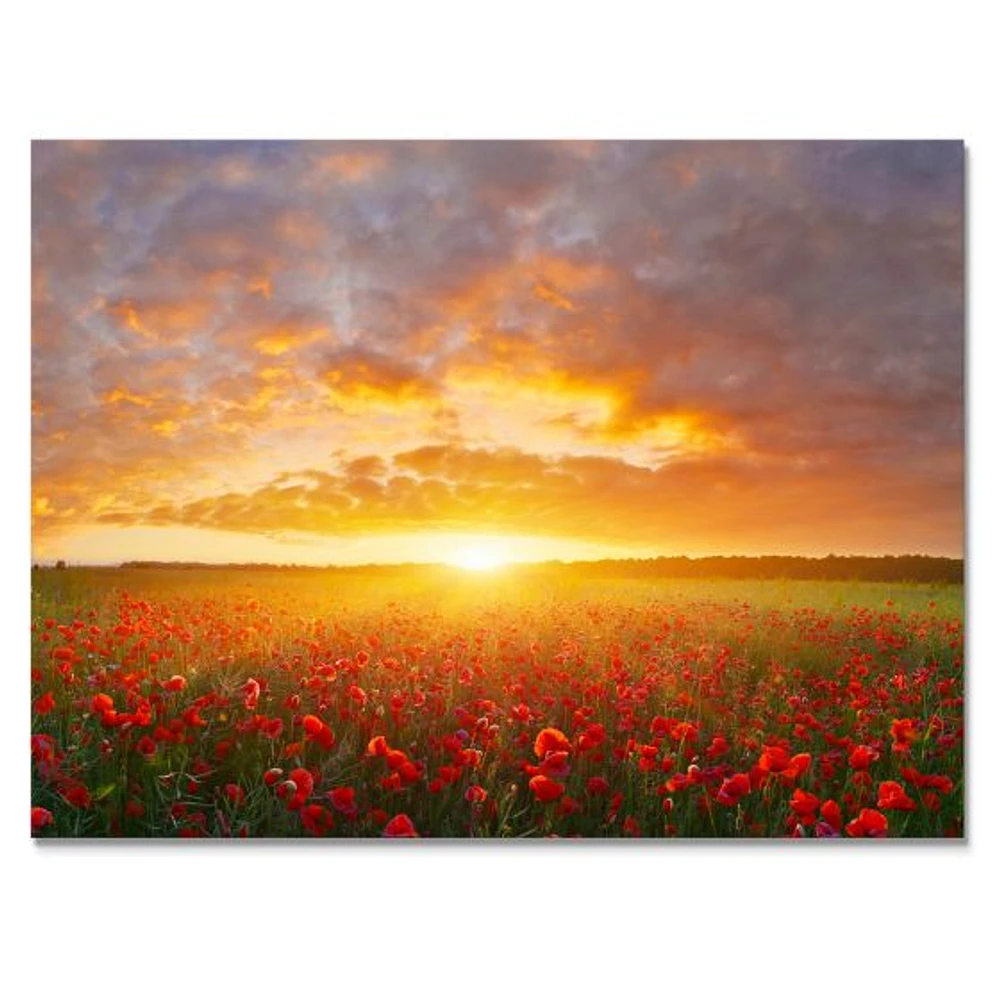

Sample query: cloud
[80,444,961,557]
[32,140,965,558]
[320,347,441,408]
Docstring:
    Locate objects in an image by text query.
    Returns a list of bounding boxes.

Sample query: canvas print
[31,140,964,839]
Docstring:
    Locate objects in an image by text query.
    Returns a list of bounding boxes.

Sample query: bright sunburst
[447,542,509,571]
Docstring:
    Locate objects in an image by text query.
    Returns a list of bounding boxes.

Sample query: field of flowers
[30,567,964,839]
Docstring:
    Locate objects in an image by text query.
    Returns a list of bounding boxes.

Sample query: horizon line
[31,552,965,570]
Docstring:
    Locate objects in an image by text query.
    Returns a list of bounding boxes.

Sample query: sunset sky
[31,140,964,565]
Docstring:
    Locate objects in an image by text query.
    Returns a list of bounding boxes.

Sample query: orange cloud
[311,150,388,183]
[103,387,153,408]
[65,443,960,559]
[274,211,325,250]
[254,326,327,357]
[246,276,272,299]
[322,349,441,411]
[104,298,214,343]
[215,156,257,187]
[106,299,145,335]
[532,282,574,311]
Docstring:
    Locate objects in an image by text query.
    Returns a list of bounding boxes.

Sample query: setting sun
[447,542,509,571]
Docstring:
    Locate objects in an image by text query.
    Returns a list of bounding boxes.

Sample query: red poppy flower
[300,803,334,836]
[790,788,821,818]
[398,760,423,784]
[877,781,916,812]
[845,808,889,838]
[302,714,323,736]
[820,799,843,832]
[577,723,606,752]
[538,751,572,778]
[302,714,335,749]
[33,692,56,715]
[91,693,114,714]
[261,717,284,740]
[31,807,54,833]
[534,727,572,759]
[556,795,581,817]
[289,768,314,791]
[670,721,699,744]
[890,718,920,753]
[465,784,488,803]
[31,733,57,767]
[848,745,880,770]
[182,706,207,728]
[242,678,261,711]
[383,813,419,838]
[529,774,565,803]
[586,776,610,796]
[759,745,790,771]
[716,772,751,806]
[925,775,954,795]
[758,745,811,783]
[60,783,91,809]
[278,767,315,810]
[328,786,357,816]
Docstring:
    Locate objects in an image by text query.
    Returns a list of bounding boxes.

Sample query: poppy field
[30,566,964,839]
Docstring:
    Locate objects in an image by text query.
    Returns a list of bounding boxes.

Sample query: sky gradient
[31,140,964,565]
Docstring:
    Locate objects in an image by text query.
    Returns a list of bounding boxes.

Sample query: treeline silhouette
[531,555,963,583]
[108,554,963,583]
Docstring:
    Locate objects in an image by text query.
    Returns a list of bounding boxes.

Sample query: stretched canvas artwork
[31,140,964,839]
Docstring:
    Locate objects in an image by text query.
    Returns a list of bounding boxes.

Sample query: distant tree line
[111,554,963,583]
[528,554,964,584]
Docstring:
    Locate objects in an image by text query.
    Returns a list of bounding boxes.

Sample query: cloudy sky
[31,140,964,564]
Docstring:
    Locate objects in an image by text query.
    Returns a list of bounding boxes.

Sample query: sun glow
[447,542,509,571]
